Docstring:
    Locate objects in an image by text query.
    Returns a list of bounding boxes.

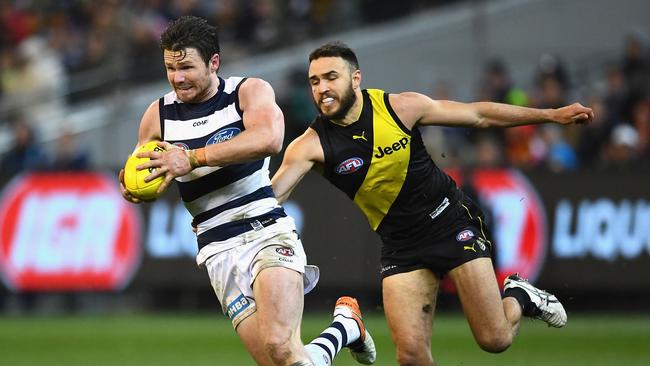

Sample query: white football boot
[504,273,567,328]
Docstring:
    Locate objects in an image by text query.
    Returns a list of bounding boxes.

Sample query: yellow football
[123,141,166,201]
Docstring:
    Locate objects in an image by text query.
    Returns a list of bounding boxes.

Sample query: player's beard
[316,83,357,121]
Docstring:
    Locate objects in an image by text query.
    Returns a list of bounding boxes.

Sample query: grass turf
[1,312,648,365]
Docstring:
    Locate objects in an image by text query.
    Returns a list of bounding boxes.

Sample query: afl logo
[335,157,364,175]
[207,127,241,145]
[456,229,474,242]
[275,247,294,257]
[173,142,189,150]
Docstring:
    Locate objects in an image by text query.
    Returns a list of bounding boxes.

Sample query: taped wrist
[186,148,207,168]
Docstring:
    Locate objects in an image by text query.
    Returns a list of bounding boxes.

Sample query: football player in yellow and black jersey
[272,42,594,365]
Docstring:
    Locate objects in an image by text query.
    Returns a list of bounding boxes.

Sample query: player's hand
[118,168,143,204]
[136,141,191,194]
[553,103,594,125]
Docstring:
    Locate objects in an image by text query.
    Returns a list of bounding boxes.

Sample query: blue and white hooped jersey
[159,76,286,261]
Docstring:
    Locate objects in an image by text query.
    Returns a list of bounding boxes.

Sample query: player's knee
[263,326,296,362]
[475,331,513,353]
[395,345,435,366]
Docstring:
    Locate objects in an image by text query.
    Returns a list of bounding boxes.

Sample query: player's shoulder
[388,91,429,105]
[236,76,275,101]
[388,91,432,108]
[289,128,321,153]
[238,76,273,92]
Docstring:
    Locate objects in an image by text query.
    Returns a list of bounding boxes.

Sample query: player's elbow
[260,136,282,155]
[255,126,283,155]
[473,117,491,128]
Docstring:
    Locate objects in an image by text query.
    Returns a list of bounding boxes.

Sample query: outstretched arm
[272,128,324,203]
[389,92,594,129]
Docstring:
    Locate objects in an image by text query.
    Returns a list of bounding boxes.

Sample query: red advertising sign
[451,169,547,285]
[0,173,141,291]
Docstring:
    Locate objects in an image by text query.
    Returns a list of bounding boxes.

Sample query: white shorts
[203,219,319,328]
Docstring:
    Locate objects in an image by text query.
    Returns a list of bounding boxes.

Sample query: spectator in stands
[49,129,90,171]
[621,32,650,102]
[602,124,641,169]
[576,96,611,168]
[0,116,48,179]
[478,59,529,107]
[629,96,650,161]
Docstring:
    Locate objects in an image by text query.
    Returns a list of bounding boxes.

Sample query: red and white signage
[451,169,547,285]
[0,173,141,291]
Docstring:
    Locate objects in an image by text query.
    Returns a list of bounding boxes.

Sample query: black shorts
[380,199,493,279]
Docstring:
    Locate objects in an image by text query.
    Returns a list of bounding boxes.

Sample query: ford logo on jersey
[335,157,364,175]
[207,127,241,145]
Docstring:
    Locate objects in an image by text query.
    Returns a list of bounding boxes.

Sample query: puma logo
[352,131,367,141]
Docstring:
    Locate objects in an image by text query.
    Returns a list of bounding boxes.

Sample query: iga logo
[335,158,364,175]
[0,173,141,291]
[207,127,241,145]
[456,229,474,242]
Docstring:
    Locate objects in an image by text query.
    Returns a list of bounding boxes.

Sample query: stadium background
[1,0,649,365]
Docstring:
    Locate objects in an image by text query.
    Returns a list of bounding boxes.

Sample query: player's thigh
[382,269,439,348]
[253,265,305,331]
[447,257,508,334]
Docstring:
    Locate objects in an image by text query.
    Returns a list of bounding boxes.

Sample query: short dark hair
[160,16,220,65]
[309,41,359,70]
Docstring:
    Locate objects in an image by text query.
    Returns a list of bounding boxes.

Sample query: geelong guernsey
[159,76,286,263]
[310,89,461,247]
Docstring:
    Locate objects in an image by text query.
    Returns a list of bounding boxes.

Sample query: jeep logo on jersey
[335,157,364,175]
[0,173,140,291]
[207,127,241,145]
[374,137,409,158]
[455,169,547,284]
[275,247,294,257]
[456,229,474,242]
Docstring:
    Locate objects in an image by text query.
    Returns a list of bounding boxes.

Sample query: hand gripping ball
[123,141,166,201]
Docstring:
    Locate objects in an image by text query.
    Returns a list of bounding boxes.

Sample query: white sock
[304,317,360,366]
[334,315,361,345]
[305,343,332,366]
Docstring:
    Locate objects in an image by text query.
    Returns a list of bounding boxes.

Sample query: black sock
[504,287,534,316]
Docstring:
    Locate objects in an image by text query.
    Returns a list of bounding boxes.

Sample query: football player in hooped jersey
[118,17,376,366]
[271,42,594,366]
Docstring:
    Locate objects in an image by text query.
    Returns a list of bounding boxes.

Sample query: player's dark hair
[160,16,220,66]
[309,41,359,70]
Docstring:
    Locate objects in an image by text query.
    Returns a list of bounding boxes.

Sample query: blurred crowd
[1,0,649,179]
[457,36,650,172]
[0,0,448,113]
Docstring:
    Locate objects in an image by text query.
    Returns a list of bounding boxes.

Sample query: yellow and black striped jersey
[310,89,462,246]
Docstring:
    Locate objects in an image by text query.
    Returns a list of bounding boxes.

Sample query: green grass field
[1,312,648,365]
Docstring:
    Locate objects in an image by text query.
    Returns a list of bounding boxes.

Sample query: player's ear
[210,53,220,73]
[352,69,361,89]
